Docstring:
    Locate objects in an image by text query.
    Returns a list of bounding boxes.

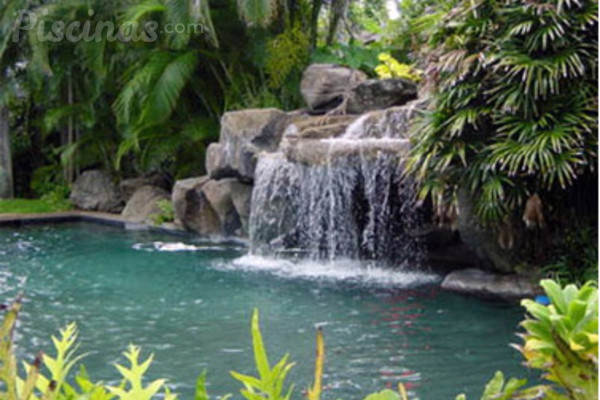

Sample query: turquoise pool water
[0,223,533,400]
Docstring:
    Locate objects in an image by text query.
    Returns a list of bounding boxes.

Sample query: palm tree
[26,0,130,182]
[111,0,222,174]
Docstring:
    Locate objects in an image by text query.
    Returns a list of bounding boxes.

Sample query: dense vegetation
[0,0,393,197]
[1,280,597,400]
[404,0,598,277]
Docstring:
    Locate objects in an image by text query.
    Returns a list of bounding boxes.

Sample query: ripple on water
[0,223,528,400]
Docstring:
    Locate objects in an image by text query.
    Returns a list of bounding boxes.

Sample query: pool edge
[0,211,188,236]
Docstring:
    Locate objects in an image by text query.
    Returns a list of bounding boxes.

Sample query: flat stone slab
[441,268,540,300]
[282,138,411,165]
[0,211,186,235]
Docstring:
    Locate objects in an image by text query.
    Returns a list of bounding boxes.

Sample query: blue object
[535,295,551,305]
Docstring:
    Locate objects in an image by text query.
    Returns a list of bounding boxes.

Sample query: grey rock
[282,137,411,166]
[300,64,367,113]
[279,106,419,166]
[229,180,253,235]
[206,109,290,182]
[284,115,358,137]
[121,185,170,224]
[120,174,170,201]
[201,179,241,235]
[172,176,253,237]
[342,101,425,139]
[346,79,418,114]
[70,170,124,213]
[202,178,253,236]
[172,176,221,236]
[283,115,357,141]
[442,268,540,300]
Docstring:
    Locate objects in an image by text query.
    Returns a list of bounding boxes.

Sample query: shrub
[517,280,598,400]
[374,53,421,82]
[406,0,598,228]
[457,279,598,400]
[542,224,598,285]
[310,44,382,74]
[150,199,175,226]
[30,165,70,199]
[265,23,310,90]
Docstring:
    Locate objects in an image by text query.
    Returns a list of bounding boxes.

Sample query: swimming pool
[0,223,533,400]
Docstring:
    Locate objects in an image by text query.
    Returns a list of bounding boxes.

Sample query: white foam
[217,255,439,287]
[132,242,230,252]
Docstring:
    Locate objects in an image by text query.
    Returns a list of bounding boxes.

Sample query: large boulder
[201,179,241,235]
[300,64,367,113]
[172,177,209,226]
[121,185,170,224]
[172,176,253,237]
[206,109,291,182]
[120,174,171,201]
[202,179,253,236]
[70,170,124,213]
[441,268,540,300]
[346,79,418,114]
[172,176,220,235]
[229,180,253,235]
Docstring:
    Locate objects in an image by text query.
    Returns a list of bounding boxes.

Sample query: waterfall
[248,104,424,266]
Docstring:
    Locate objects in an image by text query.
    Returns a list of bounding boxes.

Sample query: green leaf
[363,389,401,400]
[541,280,568,314]
[251,309,270,380]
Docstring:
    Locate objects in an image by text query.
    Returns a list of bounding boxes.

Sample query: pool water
[0,223,534,400]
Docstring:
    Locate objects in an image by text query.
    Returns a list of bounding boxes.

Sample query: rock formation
[121,185,170,224]
[70,170,124,213]
[67,63,533,295]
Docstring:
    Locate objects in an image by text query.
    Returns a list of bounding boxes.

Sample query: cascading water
[249,103,425,267]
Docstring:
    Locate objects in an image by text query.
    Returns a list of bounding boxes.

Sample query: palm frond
[138,50,199,128]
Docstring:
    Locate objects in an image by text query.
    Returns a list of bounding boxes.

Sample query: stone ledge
[441,268,541,301]
[0,211,187,236]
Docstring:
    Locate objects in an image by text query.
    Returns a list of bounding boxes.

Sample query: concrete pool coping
[0,210,188,236]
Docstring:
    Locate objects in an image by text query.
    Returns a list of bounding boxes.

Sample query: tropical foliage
[516,280,598,400]
[0,0,400,200]
[374,53,421,82]
[406,0,598,230]
[542,224,598,285]
[0,305,408,400]
[456,279,598,400]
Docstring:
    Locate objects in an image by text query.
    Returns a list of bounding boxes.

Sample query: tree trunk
[326,0,348,46]
[66,73,74,184]
[309,0,323,49]
[0,105,14,198]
